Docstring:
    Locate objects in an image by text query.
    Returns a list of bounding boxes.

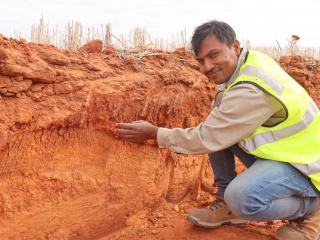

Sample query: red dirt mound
[0,35,319,239]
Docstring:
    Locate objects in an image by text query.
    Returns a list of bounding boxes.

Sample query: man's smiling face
[196,34,241,85]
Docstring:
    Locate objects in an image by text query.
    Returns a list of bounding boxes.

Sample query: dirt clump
[79,39,104,53]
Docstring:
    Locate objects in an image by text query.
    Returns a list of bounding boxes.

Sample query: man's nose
[203,59,214,74]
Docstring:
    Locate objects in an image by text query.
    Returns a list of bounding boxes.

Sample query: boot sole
[273,234,320,240]
[187,215,248,228]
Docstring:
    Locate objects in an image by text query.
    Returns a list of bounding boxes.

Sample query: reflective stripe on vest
[292,161,320,175]
[240,65,283,94]
[239,99,319,152]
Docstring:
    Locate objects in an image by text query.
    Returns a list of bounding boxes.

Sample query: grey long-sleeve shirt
[157,49,284,154]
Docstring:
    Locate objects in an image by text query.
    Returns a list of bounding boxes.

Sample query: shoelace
[290,218,305,223]
[287,217,307,231]
[209,198,225,210]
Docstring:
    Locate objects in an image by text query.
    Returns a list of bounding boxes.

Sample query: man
[116,20,320,240]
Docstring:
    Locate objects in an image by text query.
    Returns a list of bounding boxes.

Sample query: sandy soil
[97,193,281,240]
[0,36,319,239]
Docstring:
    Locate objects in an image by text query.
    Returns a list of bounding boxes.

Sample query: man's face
[196,34,240,85]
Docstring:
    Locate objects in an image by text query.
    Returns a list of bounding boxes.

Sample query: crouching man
[116,20,320,240]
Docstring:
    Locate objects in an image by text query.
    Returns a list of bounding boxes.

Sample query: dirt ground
[0,36,319,240]
[97,194,281,240]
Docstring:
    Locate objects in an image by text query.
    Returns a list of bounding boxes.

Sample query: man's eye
[209,52,218,58]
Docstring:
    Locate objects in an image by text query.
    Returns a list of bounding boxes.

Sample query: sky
[0,0,320,47]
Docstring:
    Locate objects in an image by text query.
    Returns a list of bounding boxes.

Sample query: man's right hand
[115,120,159,143]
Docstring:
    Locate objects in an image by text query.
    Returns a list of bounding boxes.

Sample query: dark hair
[191,20,236,56]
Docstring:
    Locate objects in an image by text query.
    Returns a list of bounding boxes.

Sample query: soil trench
[0,37,319,239]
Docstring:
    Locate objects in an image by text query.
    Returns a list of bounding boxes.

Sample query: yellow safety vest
[225,51,320,190]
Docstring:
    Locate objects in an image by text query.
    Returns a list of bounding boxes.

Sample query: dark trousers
[208,144,255,199]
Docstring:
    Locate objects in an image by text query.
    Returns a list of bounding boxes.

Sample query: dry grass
[243,37,320,59]
[29,16,188,52]
[27,17,320,59]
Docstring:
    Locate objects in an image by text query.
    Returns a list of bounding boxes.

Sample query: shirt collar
[225,48,248,88]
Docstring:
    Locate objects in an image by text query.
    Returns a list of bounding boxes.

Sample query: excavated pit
[0,36,319,240]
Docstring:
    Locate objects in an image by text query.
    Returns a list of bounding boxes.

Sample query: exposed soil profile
[0,37,319,239]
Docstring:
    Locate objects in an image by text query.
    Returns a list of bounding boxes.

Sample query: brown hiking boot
[275,210,320,240]
[187,198,248,228]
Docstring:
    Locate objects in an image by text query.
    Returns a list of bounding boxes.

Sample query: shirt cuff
[157,127,173,148]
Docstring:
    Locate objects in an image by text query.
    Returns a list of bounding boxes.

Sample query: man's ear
[232,40,241,56]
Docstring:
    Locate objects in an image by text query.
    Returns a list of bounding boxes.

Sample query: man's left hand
[116,120,159,143]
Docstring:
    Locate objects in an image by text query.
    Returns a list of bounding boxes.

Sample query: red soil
[0,36,319,240]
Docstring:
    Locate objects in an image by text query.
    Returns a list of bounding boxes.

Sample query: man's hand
[116,120,159,143]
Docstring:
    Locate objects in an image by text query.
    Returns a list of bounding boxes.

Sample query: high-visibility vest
[225,50,320,190]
